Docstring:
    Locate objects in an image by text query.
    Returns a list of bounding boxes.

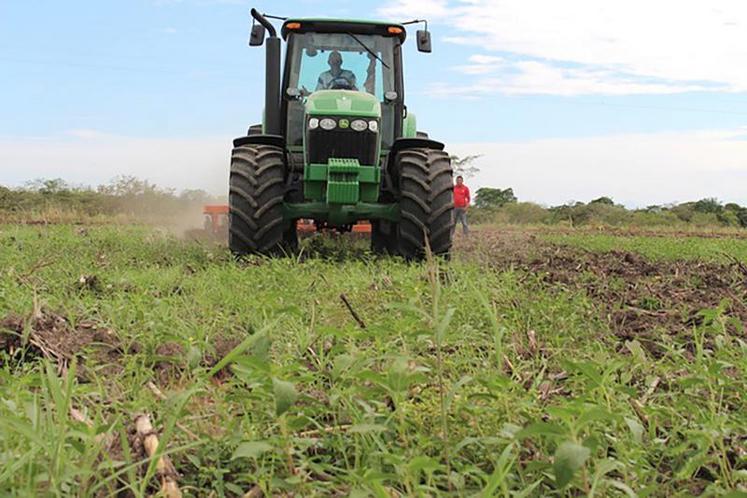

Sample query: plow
[202,204,371,237]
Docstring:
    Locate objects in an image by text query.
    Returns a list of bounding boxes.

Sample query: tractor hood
[305,90,381,118]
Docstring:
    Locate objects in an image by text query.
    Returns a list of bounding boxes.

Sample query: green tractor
[229,9,454,259]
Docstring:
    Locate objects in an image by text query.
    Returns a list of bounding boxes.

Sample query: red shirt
[453,184,470,208]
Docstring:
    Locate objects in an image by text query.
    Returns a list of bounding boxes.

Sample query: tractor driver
[316,51,358,91]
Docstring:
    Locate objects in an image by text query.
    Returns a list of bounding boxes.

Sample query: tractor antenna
[264,14,288,21]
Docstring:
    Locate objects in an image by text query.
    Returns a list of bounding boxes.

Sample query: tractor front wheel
[395,148,454,259]
[229,144,292,256]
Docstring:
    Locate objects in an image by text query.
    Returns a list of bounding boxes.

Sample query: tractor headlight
[308,118,319,130]
[368,120,378,133]
[350,119,368,132]
[319,118,337,130]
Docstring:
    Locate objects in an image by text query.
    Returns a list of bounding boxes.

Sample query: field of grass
[1,224,746,497]
[544,233,747,263]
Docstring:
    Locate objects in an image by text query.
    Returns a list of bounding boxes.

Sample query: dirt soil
[0,309,125,376]
[1,307,244,384]
[483,224,747,240]
[458,230,747,356]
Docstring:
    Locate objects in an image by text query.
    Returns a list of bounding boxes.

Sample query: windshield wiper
[346,32,389,69]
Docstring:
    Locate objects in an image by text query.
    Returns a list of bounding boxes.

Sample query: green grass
[544,233,747,262]
[0,225,745,496]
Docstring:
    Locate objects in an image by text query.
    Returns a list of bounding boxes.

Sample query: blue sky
[2,0,746,206]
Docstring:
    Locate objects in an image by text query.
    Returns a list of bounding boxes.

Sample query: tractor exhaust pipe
[251,9,281,137]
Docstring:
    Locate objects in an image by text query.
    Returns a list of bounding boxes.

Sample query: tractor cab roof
[281,18,407,43]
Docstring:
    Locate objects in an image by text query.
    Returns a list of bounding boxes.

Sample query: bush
[0,176,224,223]
[470,196,746,231]
[502,202,553,224]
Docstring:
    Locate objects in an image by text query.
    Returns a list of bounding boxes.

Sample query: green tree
[724,203,747,228]
[98,175,173,197]
[179,189,212,204]
[693,198,722,214]
[450,155,481,179]
[24,178,71,194]
[590,196,614,205]
[474,187,517,209]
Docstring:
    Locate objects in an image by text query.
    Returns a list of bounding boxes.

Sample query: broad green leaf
[564,360,602,387]
[186,345,202,369]
[553,441,591,488]
[516,422,566,439]
[272,378,298,417]
[232,441,273,460]
[499,423,522,439]
[607,479,638,497]
[481,444,515,497]
[455,436,482,452]
[435,306,456,342]
[407,455,440,474]
[445,375,473,412]
[225,483,247,495]
[208,329,269,377]
[625,417,644,443]
[577,406,615,428]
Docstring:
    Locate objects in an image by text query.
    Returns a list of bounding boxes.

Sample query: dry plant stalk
[145,382,199,440]
[339,293,366,329]
[243,485,264,498]
[134,414,182,498]
[296,424,353,438]
[71,407,117,448]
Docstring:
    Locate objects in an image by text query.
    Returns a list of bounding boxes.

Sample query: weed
[0,224,745,496]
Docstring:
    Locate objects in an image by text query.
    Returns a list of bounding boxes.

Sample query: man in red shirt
[453,175,470,235]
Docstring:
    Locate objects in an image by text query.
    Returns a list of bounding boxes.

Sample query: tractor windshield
[285,32,398,147]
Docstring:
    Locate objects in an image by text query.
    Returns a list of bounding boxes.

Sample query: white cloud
[382,0,747,95]
[468,55,504,66]
[1,129,746,207]
[379,0,450,19]
[441,60,714,97]
[450,129,747,207]
[453,54,506,75]
[65,129,110,140]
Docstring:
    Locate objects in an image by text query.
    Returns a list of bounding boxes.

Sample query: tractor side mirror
[250,24,266,46]
[416,30,431,53]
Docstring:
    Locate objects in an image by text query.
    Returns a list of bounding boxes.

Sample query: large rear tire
[395,148,454,259]
[229,144,291,256]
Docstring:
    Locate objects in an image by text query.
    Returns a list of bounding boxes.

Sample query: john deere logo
[339,119,350,129]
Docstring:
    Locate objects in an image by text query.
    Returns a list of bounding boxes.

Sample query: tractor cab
[280,21,405,150]
[228,9,453,259]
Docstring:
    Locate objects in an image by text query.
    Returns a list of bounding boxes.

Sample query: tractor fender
[386,137,445,171]
[232,134,285,149]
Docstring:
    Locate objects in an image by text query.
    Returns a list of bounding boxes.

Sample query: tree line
[1,176,744,229]
[452,155,746,229]
[471,188,747,229]
[0,176,223,219]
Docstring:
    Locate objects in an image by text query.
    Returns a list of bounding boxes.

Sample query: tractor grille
[307,126,377,166]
